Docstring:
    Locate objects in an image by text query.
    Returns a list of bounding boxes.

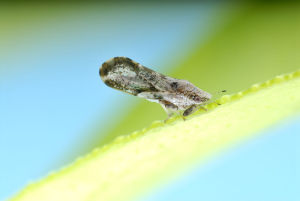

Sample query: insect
[99,57,211,120]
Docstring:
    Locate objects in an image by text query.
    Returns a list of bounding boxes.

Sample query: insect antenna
[208,89,228,105]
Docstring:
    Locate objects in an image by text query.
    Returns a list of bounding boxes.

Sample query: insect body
[100,57,211,119]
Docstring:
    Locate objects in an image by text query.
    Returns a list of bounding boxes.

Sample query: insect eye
[170,82,178,89]
[193,95,201,102]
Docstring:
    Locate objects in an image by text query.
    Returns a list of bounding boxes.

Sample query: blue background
[1,3,299,201]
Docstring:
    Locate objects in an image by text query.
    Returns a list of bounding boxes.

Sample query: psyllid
[100,57,211,120]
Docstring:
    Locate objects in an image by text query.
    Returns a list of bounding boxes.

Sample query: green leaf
[11,70,300,201]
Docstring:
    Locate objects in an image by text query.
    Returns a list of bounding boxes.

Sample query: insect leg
[183,104,208,117]
[163,107,176,122]
[159,100,178,122]
[183,105,199,117]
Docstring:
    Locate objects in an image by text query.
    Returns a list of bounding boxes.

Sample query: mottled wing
[100,57,171,96]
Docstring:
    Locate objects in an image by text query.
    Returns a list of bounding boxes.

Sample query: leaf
[11,70,300,201]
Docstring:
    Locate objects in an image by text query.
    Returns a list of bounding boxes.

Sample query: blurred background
[1,1,299,201]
